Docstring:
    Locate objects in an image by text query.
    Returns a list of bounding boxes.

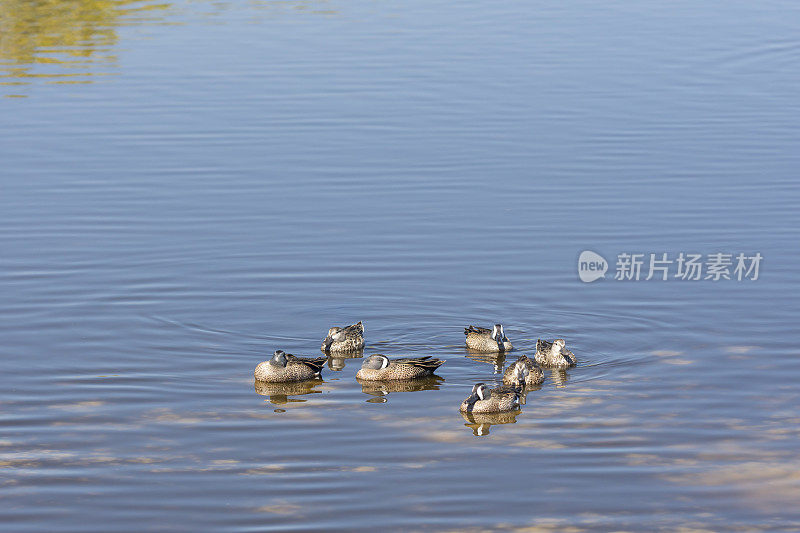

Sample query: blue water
[2,1,800,530]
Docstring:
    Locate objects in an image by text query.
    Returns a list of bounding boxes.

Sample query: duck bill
[322,337,333,351]
[465,392,480,409]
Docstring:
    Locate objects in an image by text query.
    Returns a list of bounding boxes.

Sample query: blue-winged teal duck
[534,339,576,369]
[321,321,365,353]
[464,324,513,352]
[355,354,445,381]
[503,354,545,387]
[254,350,327,382]
[460,376,523,414]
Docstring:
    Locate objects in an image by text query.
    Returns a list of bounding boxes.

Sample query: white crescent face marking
[363,354,390,370]
[476,384,488,400]
[492,324,505,341]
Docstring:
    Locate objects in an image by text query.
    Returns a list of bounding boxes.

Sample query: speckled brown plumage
[503,354,545,387]
[464,325,513,352]
[534,339,576,369]
[254,353,327,382]
[461,410,520,435]
[321,321,365,353]
[355,355,445,381]
[459,382,521,413]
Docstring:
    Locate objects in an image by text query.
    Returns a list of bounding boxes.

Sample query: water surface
[2,0,800,530]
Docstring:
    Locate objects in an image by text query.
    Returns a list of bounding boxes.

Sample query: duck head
[269,350,288,368]
[465,382,490,405]
[512,360,529,383]
[322,327,344,350]
[492,324,506,350]
[361,354,390,370]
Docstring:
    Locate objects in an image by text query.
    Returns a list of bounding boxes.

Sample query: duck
[464,324,513,352]
[459,375,523,414]
[503,354,545,387]
[321,321,365,353]
[355,354,445,381]
[534,338,576,369]
[254,350,327,382]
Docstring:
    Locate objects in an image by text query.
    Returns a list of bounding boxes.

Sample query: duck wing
[343,321,364,335]
[493,383,522,395]
[287,354,327,373]
[465,325,491,336]
[536,339,554,353]
[395,356,445,372]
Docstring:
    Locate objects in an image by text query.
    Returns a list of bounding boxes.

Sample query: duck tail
[402,356,444,372]
[304,356,328,374]
[426,358,445,371]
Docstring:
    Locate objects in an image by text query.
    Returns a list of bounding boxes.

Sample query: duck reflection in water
[461,410,520,436]
[549,368,570,388]
[357,375,443,403]
[465,348,506,374]
[326,350,364,372]
[254,379,323,406]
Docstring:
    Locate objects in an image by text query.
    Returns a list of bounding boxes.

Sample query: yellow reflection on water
[0,0,170,92]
